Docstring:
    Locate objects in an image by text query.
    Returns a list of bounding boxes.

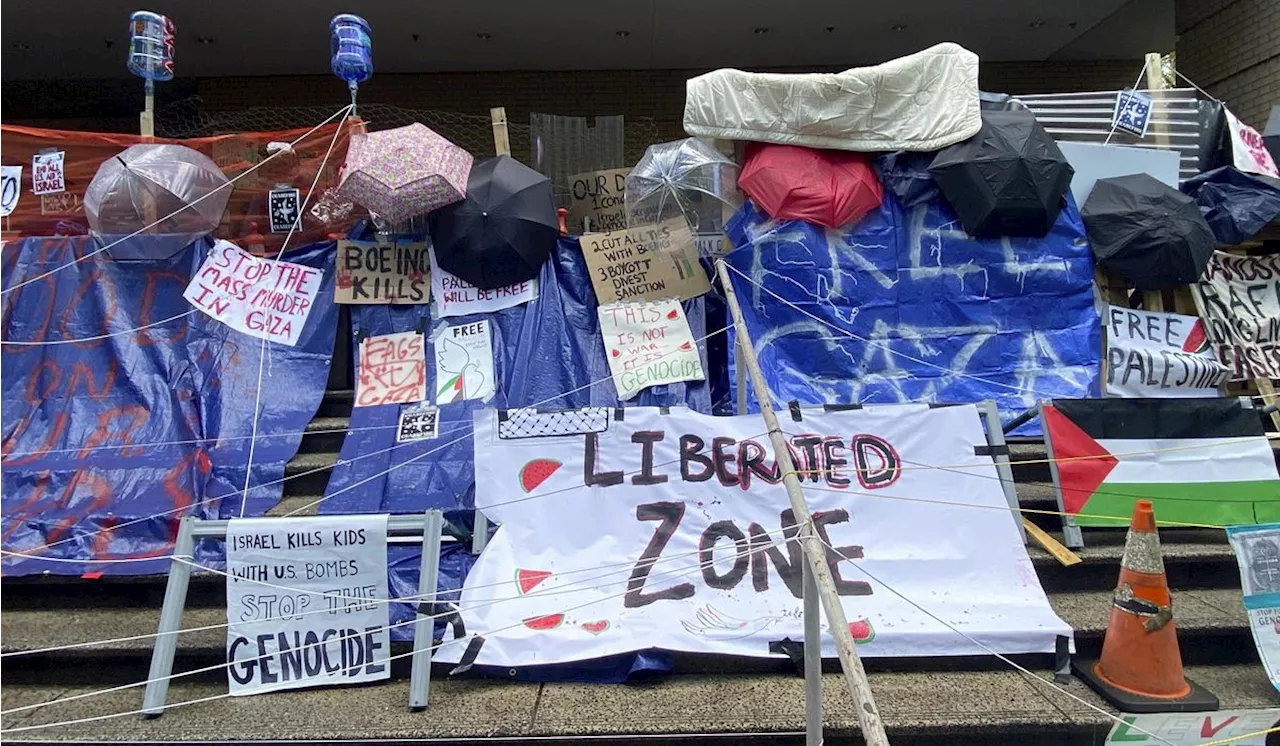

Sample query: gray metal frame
[1039,401,1085,549]
[978,399,1028,544]
[142,510,447,717]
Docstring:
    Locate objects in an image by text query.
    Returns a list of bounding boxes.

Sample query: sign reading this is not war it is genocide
[1104,305,1227,398]
[225,514,390,696]
[598,298,705,399]
[184,240,322,346]
[1192,252,1280,381]
[335,240,430,304]
[436,404,1071,669]
[579,220,710,304]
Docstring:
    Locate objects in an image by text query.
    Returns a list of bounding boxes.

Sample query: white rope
[0,104,354,297]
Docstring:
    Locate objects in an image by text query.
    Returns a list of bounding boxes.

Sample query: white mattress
[683,42,981,152]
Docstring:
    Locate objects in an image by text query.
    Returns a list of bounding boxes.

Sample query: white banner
[434,319,495,404]
[225,514,390,696]
[438,405,1070,668]
[599,299,705,399]
[184,240,322,346]
[430,248,538,318]
[1192,252,1280,381]
[1105,710,1280,746]
[1225,107,1279,178]
[1104,305,1227,397]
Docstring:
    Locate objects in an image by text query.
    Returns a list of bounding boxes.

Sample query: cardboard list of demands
[226,514,390,696]
[1194,252,1280,381]
[580,222,710,304]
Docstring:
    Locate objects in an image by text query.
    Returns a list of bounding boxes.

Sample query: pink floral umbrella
[336,123,473,223]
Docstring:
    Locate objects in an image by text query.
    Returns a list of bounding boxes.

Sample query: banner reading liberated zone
[437,405,1070,668]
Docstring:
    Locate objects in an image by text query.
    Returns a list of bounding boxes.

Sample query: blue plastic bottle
[126,11,175,82]
[330,14,373,86]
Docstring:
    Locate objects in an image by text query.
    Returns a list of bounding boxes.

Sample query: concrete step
[294,416,353,454]
[1,664,1272,745]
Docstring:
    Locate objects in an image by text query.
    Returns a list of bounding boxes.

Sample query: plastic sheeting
[723,194,1100,431]
[1181,166,1280,245]
[1,235,338,575]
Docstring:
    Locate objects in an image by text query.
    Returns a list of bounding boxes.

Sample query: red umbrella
[739,143,883,229]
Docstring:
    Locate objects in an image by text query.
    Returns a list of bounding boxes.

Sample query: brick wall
[1176,0,1279,128]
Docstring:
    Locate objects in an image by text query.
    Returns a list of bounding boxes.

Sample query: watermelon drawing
[581,620,609,635]
[679,341,692,351]
[666,309,679,320]
[1182,319,1209,353]
[519,458,561,493]
[515,568,552,595]
[523,613,564,630]
[848,618,876,643]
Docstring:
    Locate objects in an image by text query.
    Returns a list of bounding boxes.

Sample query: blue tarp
[724,194,1101,430]
[1,235,338,575]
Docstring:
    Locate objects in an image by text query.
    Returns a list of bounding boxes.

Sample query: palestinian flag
[1043,398,1280,527]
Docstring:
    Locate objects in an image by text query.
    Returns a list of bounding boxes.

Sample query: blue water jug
[330,14,373,86]
[126,11,175,82]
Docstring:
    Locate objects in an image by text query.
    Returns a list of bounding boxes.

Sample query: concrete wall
[1176,0,1279,128]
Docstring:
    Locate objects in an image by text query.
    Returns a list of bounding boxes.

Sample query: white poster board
[356,331,428,408]
[1226,107,1280,178]
[1192,252,1280,382]
[434,319,495,405]
[1058,142,1180,207]
[184,240,322,347]
[225,514,390,696]
[31,151,65,195]
[429,248,538,318]
[1,166,22,217]
[1104,305,1227,397]
[598,299,705,399]
[438,405,1070,668]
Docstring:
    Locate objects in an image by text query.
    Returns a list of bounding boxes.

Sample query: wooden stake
[490,107,511,157]
[716,260,891,746]
[1022,518,1082,567]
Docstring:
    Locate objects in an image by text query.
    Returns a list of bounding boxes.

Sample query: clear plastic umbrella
[85,144,231,238]
[625,138,741,234]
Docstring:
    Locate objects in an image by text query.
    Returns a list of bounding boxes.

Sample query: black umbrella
[928,109,1074,238]
[1082,173,1216,291]
[429,155,558,290]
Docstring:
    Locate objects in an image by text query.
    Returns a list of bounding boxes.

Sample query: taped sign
[336,240,430,304]
[1103,305,1227,397]
[31,151,65,195]
[183,240,322,346]
[579,220,710,304]
[356,331,427,408]
[397,403,439,442]
[598,298,705,399]
[567,168,629,233]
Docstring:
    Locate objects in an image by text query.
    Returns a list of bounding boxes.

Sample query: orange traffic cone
[1074,500,1218,712]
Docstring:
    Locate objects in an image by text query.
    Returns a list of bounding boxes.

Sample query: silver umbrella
[625,138,741,234]
[85,144,231,239]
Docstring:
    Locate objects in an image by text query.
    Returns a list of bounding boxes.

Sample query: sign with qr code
[397,404,439,443]
[1112,89,1152,138]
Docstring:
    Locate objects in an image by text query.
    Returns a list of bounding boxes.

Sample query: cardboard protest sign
[434,320,495,405]
[1227,524,1280,694]
[429,249,537,317]
[335,240,430,304]
[1103,305,1227,397]
[1,166,22,217]
[225,514,390,696]
[436,405,1070,669]
[397,403,439,442]
[1192,252,1280,381]
[598,299,705,399]
[579,220,710,304]
[31,151,65,195]
[356,331,427,408]
[184,239,322,346]
[1226,107,1279,178]
[567,168,629,233]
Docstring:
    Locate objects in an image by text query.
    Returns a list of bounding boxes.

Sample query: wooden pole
[490,107,511,157]
[716,260,891,746]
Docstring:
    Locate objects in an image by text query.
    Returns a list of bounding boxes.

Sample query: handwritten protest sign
[1,166,21,218]
[579,220,710,304]
[356,331,427,408]
[568,168,629,233]
[226,514,390,696]
[598,298,705,399]
[31,151,65,195]
[1226,107,1279,178]
[1227,524,1280,694]
[397,403,439,442]
[429,249,537,317]
[184,240,322,346]
[336,240,430,304]
[1192,252,1280,381]
[1104,305,1228,397]
[434,320,495,405]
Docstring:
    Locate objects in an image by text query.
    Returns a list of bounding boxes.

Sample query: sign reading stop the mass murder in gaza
[335,240,430,304]
[184,240,322,346]
[225,514,390,696]
[1104,305,1228,397]
[1192,252,1280,381]
[579,220,710,304]
[567,168,630,233]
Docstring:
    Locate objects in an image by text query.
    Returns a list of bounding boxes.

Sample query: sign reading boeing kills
[335,240,430,304]
[226,514,390,696]
[1104,305,1227,397]
[436,405,1070,668]
[1193,252,1280,381]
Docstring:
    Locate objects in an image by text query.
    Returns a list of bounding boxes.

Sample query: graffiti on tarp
[726,197,1100,425]
[0,235,338,575]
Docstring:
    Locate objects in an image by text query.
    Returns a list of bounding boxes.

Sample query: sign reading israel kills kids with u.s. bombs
[225,514,391,696]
